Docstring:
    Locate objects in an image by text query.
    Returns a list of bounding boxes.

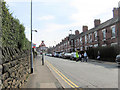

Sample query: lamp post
[30,0,33,74]
[70,30,72,34]
[118,3,120,53]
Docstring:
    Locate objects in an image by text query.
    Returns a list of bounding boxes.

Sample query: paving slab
[23,55,62,88]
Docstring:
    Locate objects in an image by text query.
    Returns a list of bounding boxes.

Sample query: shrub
[87,45,119,62]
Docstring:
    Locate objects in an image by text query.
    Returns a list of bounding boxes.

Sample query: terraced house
[52,6,120,54]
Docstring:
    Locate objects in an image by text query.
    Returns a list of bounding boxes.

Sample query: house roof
[74,17,118,39]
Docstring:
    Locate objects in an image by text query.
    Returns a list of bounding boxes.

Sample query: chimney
[75,30,79,35]
[94,19,101,27]
[83,26,88,32]
[113,8,118,18]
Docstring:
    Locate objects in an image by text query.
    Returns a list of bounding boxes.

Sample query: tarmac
[23,55,63,88]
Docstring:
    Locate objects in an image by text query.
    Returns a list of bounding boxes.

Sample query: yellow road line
[47,61,79,88]
[46,60,75,88]
[46,60,79,88]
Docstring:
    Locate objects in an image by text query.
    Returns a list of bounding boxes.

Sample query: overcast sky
[4,0,120,47]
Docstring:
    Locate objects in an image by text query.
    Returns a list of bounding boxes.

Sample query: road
[45,56,118,88]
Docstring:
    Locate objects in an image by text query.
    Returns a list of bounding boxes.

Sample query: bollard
[42,53,44,65]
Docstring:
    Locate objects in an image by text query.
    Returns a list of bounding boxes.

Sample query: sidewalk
[23,55,62,88]
[88,59,116,64]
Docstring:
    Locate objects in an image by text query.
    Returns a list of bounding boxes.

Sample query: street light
[30,0,38,74]
[70,30,72,34]
[30,0,33,74]
[32,30,37,32]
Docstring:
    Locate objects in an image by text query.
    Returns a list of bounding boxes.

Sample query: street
[45,56,118,88]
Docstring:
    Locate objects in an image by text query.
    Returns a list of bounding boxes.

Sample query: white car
[70,52,81,60]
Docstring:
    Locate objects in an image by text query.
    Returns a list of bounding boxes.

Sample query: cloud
[69,0,120,29]
[38,15,55,21]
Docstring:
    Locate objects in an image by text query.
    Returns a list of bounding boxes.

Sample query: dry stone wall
[0,0,2,89]
[1,47,31,88]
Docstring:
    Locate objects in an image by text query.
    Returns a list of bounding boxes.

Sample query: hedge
[86,45,119,62]
[1,1,31,50]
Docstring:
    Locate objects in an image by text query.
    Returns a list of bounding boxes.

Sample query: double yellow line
[46,60,80,88]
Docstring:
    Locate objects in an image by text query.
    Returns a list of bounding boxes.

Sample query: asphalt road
[45,56,118,88]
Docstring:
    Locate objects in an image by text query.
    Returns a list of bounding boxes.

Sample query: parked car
[70,52,76,60]
[116,54,120,65]
[54,52,57,57]
[58,53,62,58]
[63,53,71,59]
[46,53,52,56]
[54,52,59,57]
[70,52,82,61]
[59,52,65,58]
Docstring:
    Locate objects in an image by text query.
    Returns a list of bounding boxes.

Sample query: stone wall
[0,0,2,89]
[1,47,31,88]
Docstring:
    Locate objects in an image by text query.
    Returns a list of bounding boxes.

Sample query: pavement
[23,55,63,88]
[88,59,116,64]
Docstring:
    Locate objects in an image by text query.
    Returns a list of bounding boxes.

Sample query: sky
[4,0,120,47]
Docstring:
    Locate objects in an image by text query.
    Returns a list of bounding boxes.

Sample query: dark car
[116,54,120,65]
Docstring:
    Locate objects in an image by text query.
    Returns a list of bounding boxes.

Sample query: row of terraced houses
[50,6,120,54]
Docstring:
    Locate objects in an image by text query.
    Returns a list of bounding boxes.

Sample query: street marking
[46,60,75,88]
[46,60,80,88]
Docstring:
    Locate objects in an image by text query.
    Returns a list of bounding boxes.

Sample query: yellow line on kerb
[46,60,79,88]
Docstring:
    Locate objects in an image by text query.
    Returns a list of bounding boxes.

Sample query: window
[77,39,79,45]
[80,47,83,51]
[75,40,76,46]
[71,40,73,46]
[85,35,87,44]
[102,29,106,40]
[111,25,116,38]
[89,33,92,43]
[94,31,97,41]
[80,37,82,45]
[85,46,88,50]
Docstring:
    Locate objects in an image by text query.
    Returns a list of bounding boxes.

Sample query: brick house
[73,7,120,52]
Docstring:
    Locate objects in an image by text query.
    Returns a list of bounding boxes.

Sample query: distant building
[38,41,48,52]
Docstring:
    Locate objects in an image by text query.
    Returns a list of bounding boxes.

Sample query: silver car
[63,53,71,59]
[116,54,120,65]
